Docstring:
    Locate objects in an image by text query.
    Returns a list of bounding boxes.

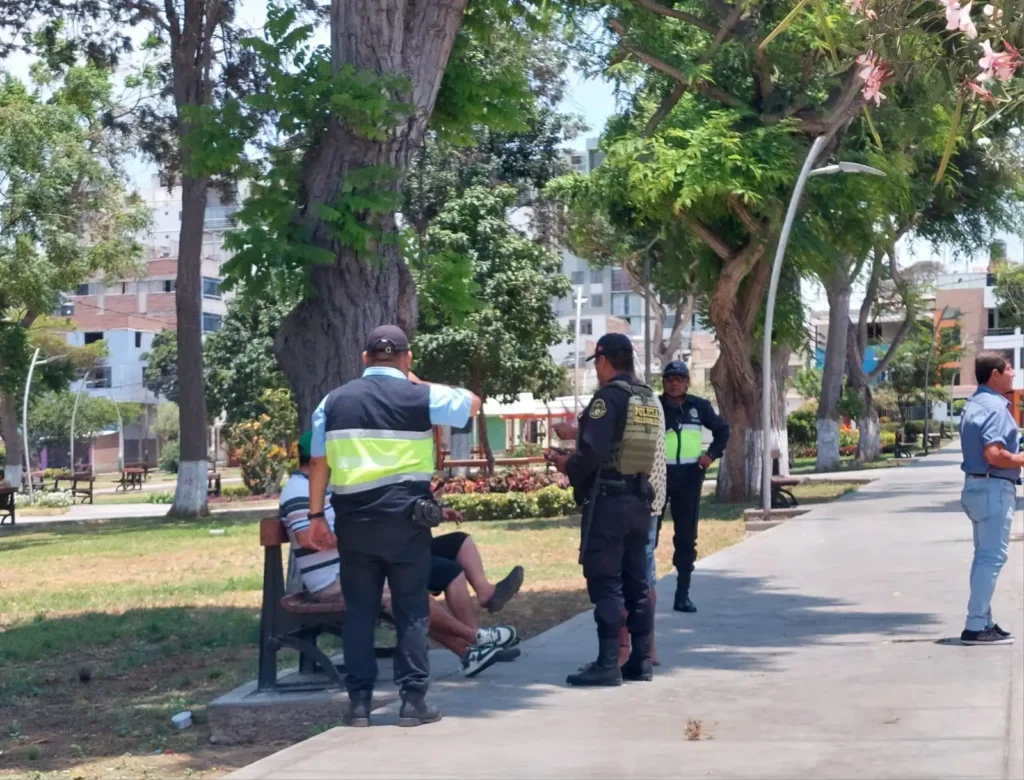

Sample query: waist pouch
[411,498,443,528]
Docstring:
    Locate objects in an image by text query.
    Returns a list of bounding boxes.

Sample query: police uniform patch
[632,404,660,426]
[589,399,607,419]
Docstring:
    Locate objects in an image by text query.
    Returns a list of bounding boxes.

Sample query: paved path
[232,446,1023,780]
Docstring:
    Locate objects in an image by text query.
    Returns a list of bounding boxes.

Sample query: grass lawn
[0,480,856,779]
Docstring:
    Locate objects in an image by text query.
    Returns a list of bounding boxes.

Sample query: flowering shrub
[433,467,568,495]
[225,389,297,496]
[443,485,577,522]
[17,490,75,508]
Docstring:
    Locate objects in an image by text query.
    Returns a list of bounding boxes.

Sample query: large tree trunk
[477,408,494,476]
[771,345,792,477]
[277,0,467,425]
[847,319,883,462]
[169,173,210,517]
[0,389,23,487]
[816,270,852,472]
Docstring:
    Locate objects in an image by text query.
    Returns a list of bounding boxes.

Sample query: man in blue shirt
[305,325,482,727]
[958,351,1022,646]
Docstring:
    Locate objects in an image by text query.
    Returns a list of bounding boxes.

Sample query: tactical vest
[603,380,660,475]
[322,374,434,520]
[664,399,703,466]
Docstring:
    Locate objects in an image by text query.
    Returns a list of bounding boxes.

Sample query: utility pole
[643,250,652,384]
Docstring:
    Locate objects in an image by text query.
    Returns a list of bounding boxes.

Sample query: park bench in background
[53,471,95,504]
[770,451,807,509]
[257,516,395,693]
[124,462,153,481]
[0,486,15,525]
[207,472,222,497]
[116,468,144,492]
[894,432,916,459]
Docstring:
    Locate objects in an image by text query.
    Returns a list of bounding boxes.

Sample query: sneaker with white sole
[475,625,517,648]
[461,643,502,677]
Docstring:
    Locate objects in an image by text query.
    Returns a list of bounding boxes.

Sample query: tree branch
[629,0,720,35]
[644,82,685,138]
[727,194,763,236]
[681,213,735,261]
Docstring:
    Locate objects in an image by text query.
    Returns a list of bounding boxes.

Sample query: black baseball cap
[586,333,634,362]
[365,325,409,354]
[663,360,690,378]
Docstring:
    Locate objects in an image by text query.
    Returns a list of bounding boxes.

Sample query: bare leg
[454,536,496,605]
[443,572,478,631]
[427,596,476,646]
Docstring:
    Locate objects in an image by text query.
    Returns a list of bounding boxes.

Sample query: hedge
[443,485,577,522]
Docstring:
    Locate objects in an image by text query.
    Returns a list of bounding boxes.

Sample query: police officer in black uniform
[547,333,661,686]
[660,360,730,613]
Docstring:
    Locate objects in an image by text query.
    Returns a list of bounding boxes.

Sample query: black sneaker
[461,643,502,677]
[961,628,1014,646]
[990,624,1012,639]
[486,566,525,613]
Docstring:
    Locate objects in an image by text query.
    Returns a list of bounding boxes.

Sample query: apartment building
[935,265,1024,423]
[55,179,241,470]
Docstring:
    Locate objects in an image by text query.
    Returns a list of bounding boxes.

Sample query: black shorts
[428,532,468,595]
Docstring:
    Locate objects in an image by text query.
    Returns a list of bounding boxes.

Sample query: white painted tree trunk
[169,460,208,517]
[3,464,23,489]
[857,413,881,462]
[815,418,841,472]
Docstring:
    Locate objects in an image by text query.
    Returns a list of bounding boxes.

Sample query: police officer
[547,333,661,686]
[307,325,481,727]
[660,360,730,613]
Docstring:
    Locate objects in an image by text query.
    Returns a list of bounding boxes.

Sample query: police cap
[663,360,690,379]
[365,324,410,355]
[586,332,634,362]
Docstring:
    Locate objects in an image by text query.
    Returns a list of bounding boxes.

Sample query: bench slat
[260,516,288,547]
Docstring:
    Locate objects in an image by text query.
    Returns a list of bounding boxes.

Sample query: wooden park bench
[257,516,395,692]
[207,472,222,497]
[116,467,145,491]
[770,454,806,509]
[124,462,153,481]
[0,486,15,525]
[53,471,95,504]
[893,432,916,459]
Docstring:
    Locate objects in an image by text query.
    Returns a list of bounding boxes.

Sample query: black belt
[596,474,649,497]
[966,473,1017,484]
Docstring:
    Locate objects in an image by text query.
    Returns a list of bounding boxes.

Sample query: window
[135,331,143,349]
[163,280,175,293]
[611,292,631,317]
[202,313,223,333]
[866,322,883,341]
[570,271,585,285]
[58,302,74,317]
[92,366,111,388]
[75,283,92,296]
[589,293,603,308]
[84,332,103,345]
[569,318,594,335]
[611,268,631,292]
[202,276,222,299]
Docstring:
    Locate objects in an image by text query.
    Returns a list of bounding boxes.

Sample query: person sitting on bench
[281,432,521,677]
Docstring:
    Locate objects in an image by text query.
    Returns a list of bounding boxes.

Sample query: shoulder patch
[589,398,608,419]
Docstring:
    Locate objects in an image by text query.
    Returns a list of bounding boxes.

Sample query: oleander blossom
[942,0,979,39]
[857,53,890,106]
[977,40,1022,83]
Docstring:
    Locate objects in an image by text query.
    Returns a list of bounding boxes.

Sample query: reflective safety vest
[665,424,702,466]
[322,374,433,520]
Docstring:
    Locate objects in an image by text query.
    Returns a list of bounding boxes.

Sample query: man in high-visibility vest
[660,360,730,613]
[306,325,481,728]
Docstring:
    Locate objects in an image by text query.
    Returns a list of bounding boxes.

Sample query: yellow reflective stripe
[324,435,434,491]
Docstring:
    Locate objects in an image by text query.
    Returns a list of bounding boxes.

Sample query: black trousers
[335,512,431,698]
[582,493,652,639]
[667,464,704,594]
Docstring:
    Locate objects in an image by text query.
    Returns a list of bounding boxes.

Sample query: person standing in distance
[306,325,482,726]
[547,333,661,686]
[660,360,730,613]
[958,351,1021,646]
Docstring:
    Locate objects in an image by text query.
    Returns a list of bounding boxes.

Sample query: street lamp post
[761,137,885,517]
[22,349,61,503]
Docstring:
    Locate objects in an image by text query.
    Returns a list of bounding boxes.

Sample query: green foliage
[145,491,174,505]
[952,398,967,416]
[994,263,1024,330]
[27,391,137,453]
[880,430,897,453]
[787,402,818,446]
[221,484,255,499]
[443,485,576,522]
[142,331,179,404]
[224,388,297,496]
[152,402,179,443]
[158,441,180,475]
[411,185,571,404]
[888,323,963,411]
[790,367,822,400]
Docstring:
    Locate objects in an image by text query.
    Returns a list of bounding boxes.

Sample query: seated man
[281,432,519,677]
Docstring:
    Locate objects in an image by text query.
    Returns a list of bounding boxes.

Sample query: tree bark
[476,408,494,476]
[0,388,23,486]
[278,0,467,426]
[816,268,852,472]
[169,173,210,518]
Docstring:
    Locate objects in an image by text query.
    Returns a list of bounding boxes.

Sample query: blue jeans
[961,478,1016,632]
[645,514,658,586]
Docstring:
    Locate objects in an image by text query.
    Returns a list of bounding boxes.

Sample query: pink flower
[983,4,1002,20]
[846,0,865,11]
[978,40,1022,82]
[856,53,890,106]
[943,0,979,39]
[967,81,996,103]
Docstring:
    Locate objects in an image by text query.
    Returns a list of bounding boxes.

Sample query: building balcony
[983,326,1024,351]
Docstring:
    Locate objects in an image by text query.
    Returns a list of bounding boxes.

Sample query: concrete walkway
[232,446,1023,780]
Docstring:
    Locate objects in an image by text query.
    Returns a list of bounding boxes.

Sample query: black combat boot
[673,586,697,613]
[621,634,654,682]
[566,636,623,687]
[343,691,372,727]
[397,693,442,727]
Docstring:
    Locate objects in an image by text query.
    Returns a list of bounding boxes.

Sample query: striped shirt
[278,472,340,593]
